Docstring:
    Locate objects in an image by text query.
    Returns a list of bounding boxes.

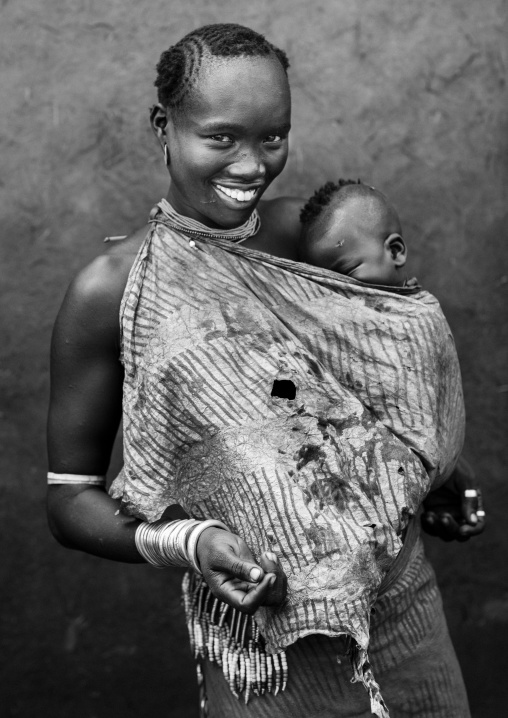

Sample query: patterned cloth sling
[110,201,465,717]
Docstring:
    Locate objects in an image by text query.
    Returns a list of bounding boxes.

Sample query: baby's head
[299,180,407,286]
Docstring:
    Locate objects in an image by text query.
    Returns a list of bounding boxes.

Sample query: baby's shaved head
[300,180,396,241]
[299,179,407,286]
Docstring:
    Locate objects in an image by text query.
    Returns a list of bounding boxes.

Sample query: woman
[47,24,484,718]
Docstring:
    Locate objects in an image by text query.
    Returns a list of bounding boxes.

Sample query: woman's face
[159,55,291,229]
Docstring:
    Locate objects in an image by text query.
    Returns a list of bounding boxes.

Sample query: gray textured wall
[1,1,507,716]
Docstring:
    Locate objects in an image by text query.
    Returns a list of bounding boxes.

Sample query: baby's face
[304,195,405,286]
[306,197,405,286]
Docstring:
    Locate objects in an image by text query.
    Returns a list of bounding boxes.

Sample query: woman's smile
[212,183,260,205]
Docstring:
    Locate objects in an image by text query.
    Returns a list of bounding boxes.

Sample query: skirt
[195,536,470,718]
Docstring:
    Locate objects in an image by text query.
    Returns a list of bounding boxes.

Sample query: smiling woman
[150,24,292,232]
[151,52,291,229]
[47,22,480,718]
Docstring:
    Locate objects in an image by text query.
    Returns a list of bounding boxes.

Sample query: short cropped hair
[299,179,364,225]
[155,23,290,110]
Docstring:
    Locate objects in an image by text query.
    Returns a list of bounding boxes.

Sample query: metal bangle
[186,520,229,574]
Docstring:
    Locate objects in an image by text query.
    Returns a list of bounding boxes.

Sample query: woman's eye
[209,134,233,144]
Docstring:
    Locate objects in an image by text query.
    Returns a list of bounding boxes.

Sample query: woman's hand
[196,527,287,614]
[421,456,485,542]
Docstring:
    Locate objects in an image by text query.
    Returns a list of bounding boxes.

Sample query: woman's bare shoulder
[76,225,147,297]
[55,225,149,344]
[256,196,305,259]
[103,224,149,258]
[259,196,305,232]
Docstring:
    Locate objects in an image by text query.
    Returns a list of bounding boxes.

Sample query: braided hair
[155,24,290,111]
[299,179,364,225]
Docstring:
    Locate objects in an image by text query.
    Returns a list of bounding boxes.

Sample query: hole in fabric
[271,379,296,400]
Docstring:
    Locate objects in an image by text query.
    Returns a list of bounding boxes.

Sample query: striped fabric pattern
[110,202,465,661]
[202,537,470,717]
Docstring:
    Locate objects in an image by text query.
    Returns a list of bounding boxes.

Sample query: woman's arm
[47,485,143,561]
[47,253,143,561]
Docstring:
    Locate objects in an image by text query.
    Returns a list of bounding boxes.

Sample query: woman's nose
[227,151,266,181]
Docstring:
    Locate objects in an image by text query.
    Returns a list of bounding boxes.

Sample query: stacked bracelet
[135,518,228,573]
[186,519,229,573]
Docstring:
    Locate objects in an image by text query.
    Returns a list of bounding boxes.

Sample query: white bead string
[183,572,288,703]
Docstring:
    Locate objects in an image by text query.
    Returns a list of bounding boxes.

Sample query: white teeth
[216,184,257,202]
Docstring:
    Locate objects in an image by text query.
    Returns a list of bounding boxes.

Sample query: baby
[299,179,408,287]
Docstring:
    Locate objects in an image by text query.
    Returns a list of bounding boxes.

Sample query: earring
[164,143,169,166]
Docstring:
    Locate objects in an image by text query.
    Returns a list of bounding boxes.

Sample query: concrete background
[1,0,507,715]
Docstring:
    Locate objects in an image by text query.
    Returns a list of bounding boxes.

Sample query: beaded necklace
[155,197,261,243]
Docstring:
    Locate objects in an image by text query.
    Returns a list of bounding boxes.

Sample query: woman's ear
[385,233,407,268]
[150,103,169,147]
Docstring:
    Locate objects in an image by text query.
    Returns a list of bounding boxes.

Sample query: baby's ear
[385,233,407,268]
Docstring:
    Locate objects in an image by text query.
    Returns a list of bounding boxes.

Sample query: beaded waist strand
[182,572,287,704]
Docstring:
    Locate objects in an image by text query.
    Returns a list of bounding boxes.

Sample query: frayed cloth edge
[351,643,390,718]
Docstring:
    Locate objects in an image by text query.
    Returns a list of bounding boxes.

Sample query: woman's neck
[157,198,261,244]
